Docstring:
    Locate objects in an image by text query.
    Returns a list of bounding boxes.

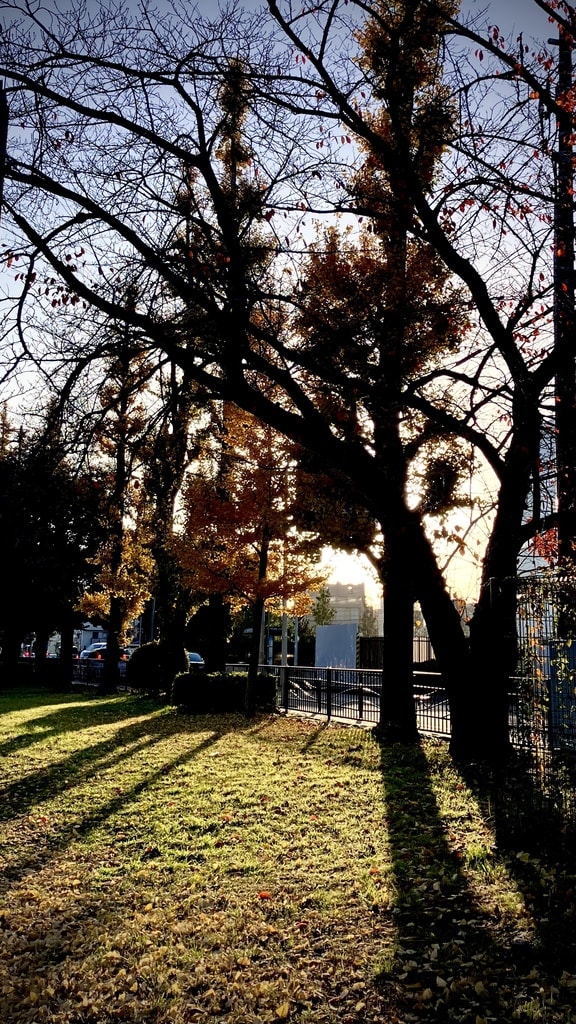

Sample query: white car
[79,642,107,660]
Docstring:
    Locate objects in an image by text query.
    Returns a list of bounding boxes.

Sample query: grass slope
[0,692,575,1023]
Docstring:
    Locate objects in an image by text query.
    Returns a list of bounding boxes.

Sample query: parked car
[84,647,129,662]
[78,646,129,680]
[188,652,205,671]
[79,642,107,660]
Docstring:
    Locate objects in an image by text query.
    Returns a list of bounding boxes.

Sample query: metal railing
[231,664,450,737]
[229,663,560,749]
[73,659,127,684]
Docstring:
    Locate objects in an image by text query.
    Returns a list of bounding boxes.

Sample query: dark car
[82,647,129,677]
[188,652,205,671]
[84,647,129,661]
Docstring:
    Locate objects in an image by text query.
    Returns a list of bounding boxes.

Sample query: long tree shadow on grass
[0,692,166,759]
[0,720,270,1023]
[374,737,575,1022]
[456,751,576,980]
[0,704,250,890]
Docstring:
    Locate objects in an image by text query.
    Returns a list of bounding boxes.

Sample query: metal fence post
[281,666,289,711]
[326,669,332,720]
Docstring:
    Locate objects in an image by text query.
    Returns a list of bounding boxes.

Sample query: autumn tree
[293,218,469,739]
[0,0,483,749]
[176,403,326,707]
[264,0,576,757]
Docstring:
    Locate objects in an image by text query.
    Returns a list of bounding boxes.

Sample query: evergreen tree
[0,412,103,685]
[313,587,336,627]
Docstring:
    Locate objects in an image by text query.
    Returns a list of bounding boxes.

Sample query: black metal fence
[73,659,127,684]
[229,575,576,763]
[225,664,451,737]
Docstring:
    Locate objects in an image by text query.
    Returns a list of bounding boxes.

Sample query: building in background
[327,582,366,626]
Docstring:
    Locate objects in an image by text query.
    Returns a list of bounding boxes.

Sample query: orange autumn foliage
[175,404,326,612]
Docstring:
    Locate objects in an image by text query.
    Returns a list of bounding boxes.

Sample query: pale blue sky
[464,0,554,41]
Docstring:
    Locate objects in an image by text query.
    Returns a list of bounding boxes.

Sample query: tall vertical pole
[281,599,288,666]
[552,21,576,563]
[0,85,8,219]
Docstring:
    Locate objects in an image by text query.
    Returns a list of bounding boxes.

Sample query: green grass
[0,692,575,1023]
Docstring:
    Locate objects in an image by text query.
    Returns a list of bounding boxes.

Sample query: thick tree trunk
[98,595,124,695]
[393,512,473,759]
[152,548,188,655]
[159,603,189,696]
[370,494,474,759]
[466,587,515,765]
[379,549,419,742]
[464,424,540,764]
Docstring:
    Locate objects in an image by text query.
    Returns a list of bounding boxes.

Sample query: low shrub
[253,671,277,710]
[169,671,277,713]
[126,642,188,694]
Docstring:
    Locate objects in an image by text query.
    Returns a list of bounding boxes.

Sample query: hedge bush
[169,671,277,713]
[126,642,189,694]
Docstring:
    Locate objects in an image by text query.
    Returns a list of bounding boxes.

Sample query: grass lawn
[0,691,575,1024]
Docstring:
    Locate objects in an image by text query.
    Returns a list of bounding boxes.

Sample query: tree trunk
[378,548,419,742]
[382,508,474,760]
[152,546,189,666]
[246,524,271,716]
[98,595,124,695]
[464,425,540,764]
[57,614,75,691]
[466,584,516,765]
[368,484,453,747]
